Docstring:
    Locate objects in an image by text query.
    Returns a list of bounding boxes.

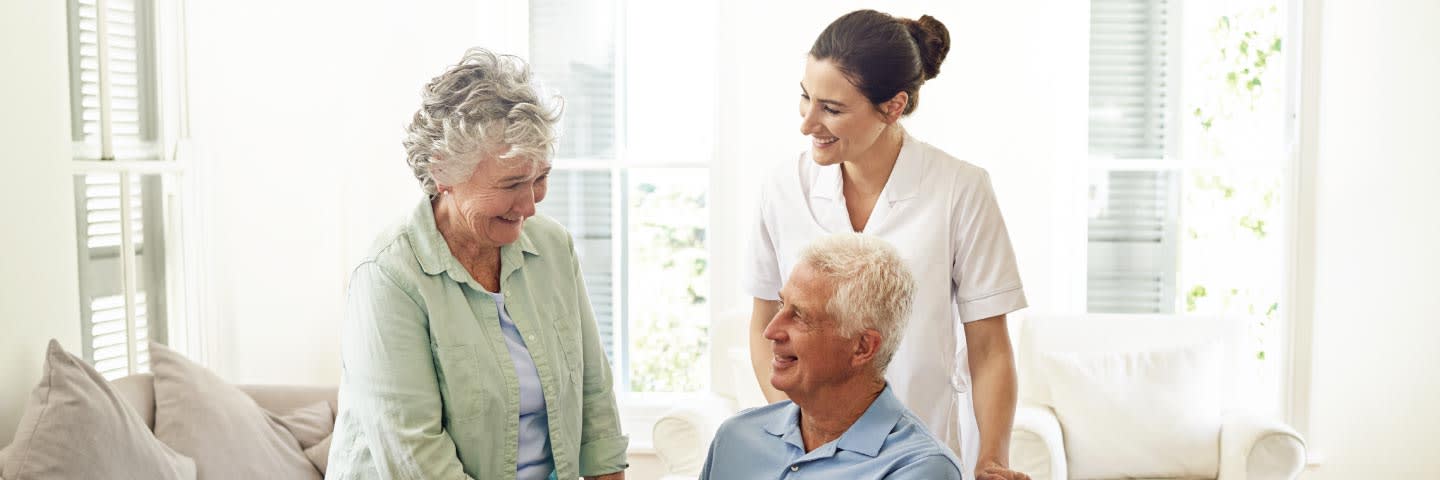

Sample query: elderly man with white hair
[700,233,969,479]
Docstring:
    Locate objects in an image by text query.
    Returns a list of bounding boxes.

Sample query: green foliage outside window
[1182,3,1285,363]
[627,172,709,392]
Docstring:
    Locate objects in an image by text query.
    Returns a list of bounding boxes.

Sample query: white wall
[184,0,512,385]
[0,1,84,441]
[1302,0,1440,477]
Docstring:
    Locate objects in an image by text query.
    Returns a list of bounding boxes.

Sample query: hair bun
[905,15,951,81]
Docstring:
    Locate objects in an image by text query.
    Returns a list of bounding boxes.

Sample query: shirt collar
[408,197,539,286]
[835,384,905,457]
[761,384,905,458]
[808,130,925,204]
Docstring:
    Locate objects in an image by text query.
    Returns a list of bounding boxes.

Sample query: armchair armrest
[1218,411,1306,480]
[651,393,738,478]
[1010,403,1067,480]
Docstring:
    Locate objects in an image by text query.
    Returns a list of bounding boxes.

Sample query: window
[529,0,716,393]
[66,0,188,379]
[1086,0,1295,409]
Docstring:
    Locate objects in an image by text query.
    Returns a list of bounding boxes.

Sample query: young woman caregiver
[745,9,1030,480]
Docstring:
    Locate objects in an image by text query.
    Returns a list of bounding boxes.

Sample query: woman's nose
[515,187,538,216]
[799,107,820,136]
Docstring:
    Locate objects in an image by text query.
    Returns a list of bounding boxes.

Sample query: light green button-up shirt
[326,198,628,480]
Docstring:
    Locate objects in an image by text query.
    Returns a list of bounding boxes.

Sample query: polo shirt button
[790,465,799,472]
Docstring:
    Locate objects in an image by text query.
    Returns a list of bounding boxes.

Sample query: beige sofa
[1,340,340,480]
[0,373,338,477]
[0,373,339,438]
[103,373,339,443]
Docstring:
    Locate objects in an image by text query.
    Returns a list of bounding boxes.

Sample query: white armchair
[652,310,766,479]
[1009,314,1306,480]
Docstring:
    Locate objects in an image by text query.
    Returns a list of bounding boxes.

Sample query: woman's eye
[823,107,839,115]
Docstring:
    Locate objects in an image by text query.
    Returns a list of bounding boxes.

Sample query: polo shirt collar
[761,384,904,458]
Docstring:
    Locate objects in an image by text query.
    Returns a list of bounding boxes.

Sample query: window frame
[1074,0,1310,429]
[525,0,715,403]
[65,0,201,378]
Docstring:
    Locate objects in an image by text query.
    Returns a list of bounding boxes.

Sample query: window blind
[1087,0,1179,313]
[530,0,620,360]
[536,170,616,360]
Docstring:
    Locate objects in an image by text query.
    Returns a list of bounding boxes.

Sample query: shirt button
[790,465,799,472]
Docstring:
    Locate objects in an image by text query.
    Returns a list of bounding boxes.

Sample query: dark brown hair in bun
[905,15,951,81]
[809,10,952,116]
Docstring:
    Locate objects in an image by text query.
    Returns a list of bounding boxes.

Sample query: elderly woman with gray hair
[326,48,628,480]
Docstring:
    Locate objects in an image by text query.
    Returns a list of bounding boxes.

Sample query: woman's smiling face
[798,56,893,166]
[441,148,551,248]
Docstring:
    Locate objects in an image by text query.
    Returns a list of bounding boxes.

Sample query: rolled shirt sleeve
[332,262,472,480]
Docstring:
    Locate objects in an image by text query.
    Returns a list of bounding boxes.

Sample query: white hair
[403,47,563,196]
[799,233,916,374]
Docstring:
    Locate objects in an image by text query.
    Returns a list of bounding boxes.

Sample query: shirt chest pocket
[547,309,584,400]
[433,343,499,424]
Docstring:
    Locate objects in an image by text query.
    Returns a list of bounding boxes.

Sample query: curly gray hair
[404,48,563,196]
[799,233,917,374]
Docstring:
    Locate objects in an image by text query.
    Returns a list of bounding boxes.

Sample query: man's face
[764,262,861,397]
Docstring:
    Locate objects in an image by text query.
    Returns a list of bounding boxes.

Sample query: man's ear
[852,329,883,367]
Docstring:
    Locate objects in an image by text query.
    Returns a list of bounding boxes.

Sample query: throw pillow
[273,400,334,474]
[304,435,332,474]
[1040,343,1224,479]
[149,342,320,480]
[275,401,333,450]
[0,340,195,480]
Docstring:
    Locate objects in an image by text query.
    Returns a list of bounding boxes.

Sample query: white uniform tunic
[745,132,1027,476]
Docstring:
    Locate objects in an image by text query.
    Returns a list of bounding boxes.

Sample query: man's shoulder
[717,401,791,433]
[882,410,966,472]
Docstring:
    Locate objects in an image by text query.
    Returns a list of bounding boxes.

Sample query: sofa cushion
[275,401,334,474]
[150,342,320,480]
[276,401,333,450]
[1,340,195,480]
[1040,343,1223,479]
[305,435,332,474]
[111,373,158,430]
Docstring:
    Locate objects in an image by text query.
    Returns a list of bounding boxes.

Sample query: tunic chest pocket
[434,344,493,424]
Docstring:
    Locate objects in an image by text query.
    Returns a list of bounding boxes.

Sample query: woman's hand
[975,459,1030,480]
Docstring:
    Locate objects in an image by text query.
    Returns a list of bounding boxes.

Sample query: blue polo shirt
[699,384,963,480]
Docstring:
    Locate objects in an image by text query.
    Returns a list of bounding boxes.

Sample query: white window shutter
[1087,0,1179,313]
[69,0,166,378]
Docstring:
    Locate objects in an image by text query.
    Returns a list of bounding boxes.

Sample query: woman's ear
[882,91,909,123]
